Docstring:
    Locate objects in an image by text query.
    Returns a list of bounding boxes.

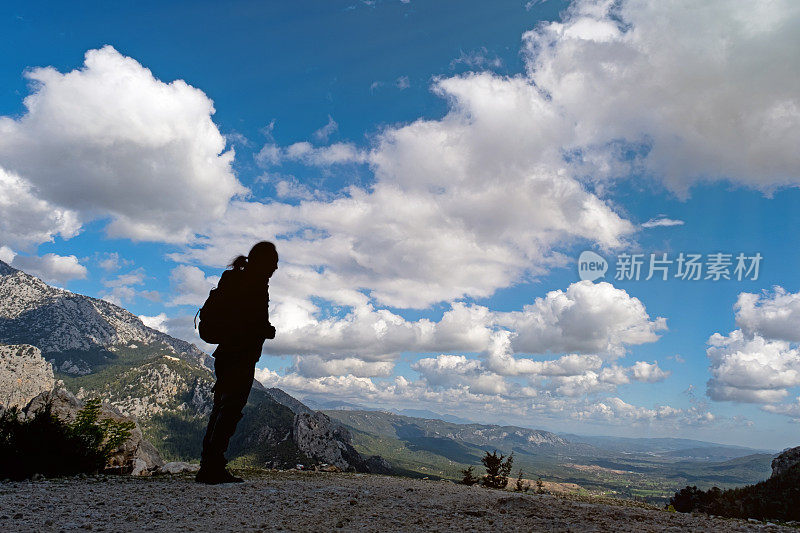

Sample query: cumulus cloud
[706,288,800,413]
[0,45,245,244]
[10,253,87,285]
[138,312,168,333]
[630,360,670,383]
[735,287,800,343]
[412,355,509,395]
[294,355,394,378]
[168,265,219,307]
[706,330,800,404]
[97,252,131,272]
[0,168,81,249]
[496,281,666,359]
[523,0,800,191]
[101,267,147,306]
[251,281,663,367]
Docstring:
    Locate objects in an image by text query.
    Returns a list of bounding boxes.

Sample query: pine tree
[460,465,479,486]
[481,450,514,489]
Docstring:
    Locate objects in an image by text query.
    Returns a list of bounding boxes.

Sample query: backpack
[195,285,231,344]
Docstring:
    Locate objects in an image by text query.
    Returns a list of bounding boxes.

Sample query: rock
[364,455,394,475]
[22,383,164,476]
[157,461,200,474]
[293,411,367,472]
[0,344,55,409]
[771,446,800,478]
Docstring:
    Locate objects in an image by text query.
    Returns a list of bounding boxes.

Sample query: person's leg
[197,353,256,482]
[199,389,223,468]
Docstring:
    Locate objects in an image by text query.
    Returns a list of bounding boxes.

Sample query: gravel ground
[0,471,795,532]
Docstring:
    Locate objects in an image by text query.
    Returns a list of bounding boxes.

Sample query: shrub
[481,450,514,489]
[0,398,134,480]
[461,465,479,486]
[514,469,530,492]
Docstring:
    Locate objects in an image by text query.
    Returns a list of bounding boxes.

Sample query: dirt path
[0,471,793,532]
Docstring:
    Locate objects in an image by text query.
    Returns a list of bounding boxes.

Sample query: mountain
[325,409,776,503]
[559,434,772,458]
[0,261,211,376]
[391,408,475,425]
[301,397,375,411]
[0,261,380,472]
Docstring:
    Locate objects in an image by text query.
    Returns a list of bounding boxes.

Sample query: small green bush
[0,398,134,480]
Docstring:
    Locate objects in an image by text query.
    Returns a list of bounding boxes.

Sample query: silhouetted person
[196,241,277,484]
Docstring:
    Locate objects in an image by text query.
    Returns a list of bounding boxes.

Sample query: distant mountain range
[324,409,776,502]
[301,396,474,424]
[0,260,382,472]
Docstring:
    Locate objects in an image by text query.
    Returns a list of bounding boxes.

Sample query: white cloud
[706,287,800,414]
[412,354,509,395]
[254,368,712,429]
[97,252,131,272]
[252,281,662,367]
[139,312,168,333]
[735,287,800,343]
[641,217,684,228]
[523,0,800,191]
[0,46,245,244]
[0,168,81,249]
[100,267,151,306]
[494,281,666,360]
[450,47,503,70]
[706,330,800,404]
[256,141,367,167]
[395,76,410,90]
[631,360,670,383]
[168,265,219,307]
[313,115,339,142]
[0,246,14,264]
[294,355,394,378]
[10,253,87,285]
[763,397,800,421]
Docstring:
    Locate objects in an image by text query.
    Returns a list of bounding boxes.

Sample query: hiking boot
[195,466,244,484]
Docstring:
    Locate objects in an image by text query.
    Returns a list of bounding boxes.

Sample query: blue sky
[2,0,799,449]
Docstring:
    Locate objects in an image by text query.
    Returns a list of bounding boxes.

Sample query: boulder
[772,446,800,478]
[23,383,164,476]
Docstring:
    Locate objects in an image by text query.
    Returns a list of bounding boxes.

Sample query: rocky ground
[0,471,796,532]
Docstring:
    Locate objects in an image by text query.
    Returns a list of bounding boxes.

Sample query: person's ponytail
[230,255,248,271]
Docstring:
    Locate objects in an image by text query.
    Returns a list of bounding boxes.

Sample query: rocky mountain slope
[326,409,569,450]
[0,343,54,408]
[0,261,381,472]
